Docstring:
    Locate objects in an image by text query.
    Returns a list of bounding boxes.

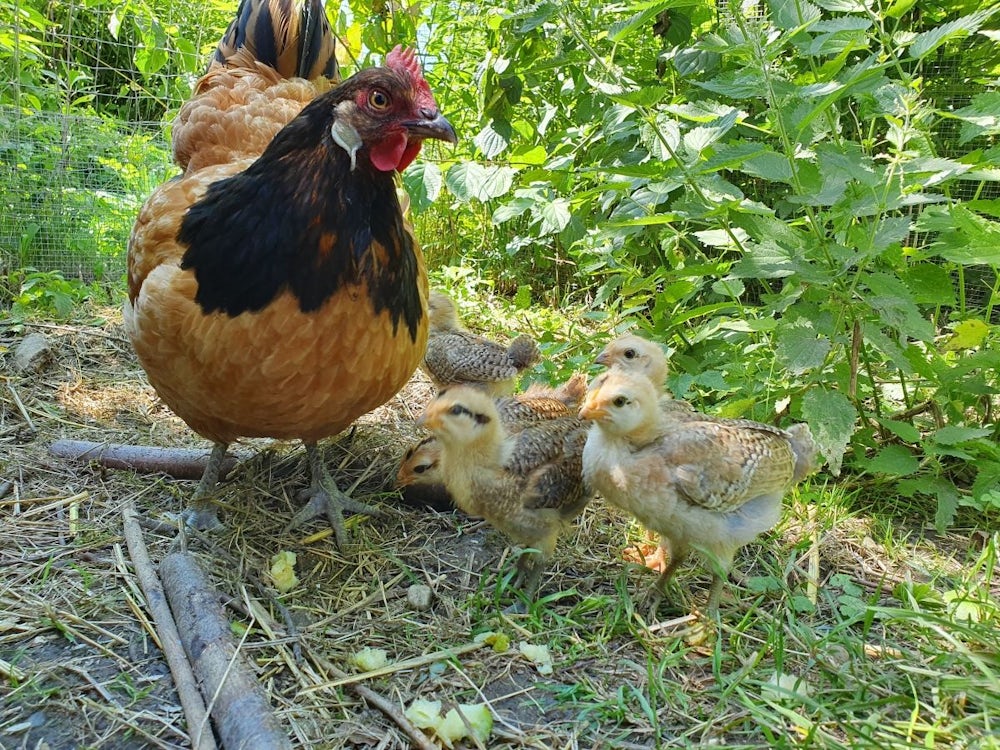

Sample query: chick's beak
[405,110,458,144]
[578,401,607,421]
[595,350,610,366]
[417,409,440,430]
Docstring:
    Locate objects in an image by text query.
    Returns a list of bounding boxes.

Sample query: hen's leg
[284,442,382,547]
[179,442,229,530]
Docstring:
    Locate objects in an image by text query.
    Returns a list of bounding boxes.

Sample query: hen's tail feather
[786,422,819,483]
[507,335,541,370]
[213,0,339,82]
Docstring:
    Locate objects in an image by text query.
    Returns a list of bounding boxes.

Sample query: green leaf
[952,93,1000,145]
[445,163,515,202]
[768,0,822,29]
[801,388,856,476]
[534,198,571,235]
[864,445,919,477]
[906,9,995,61]
[401,162,442,213]
[899,264,956,306]
[941,319,990,352]
[474,119,512,159]
[775,319,831,374]
[510,144,547,166]
[864,273,935,342]
[933,482,960,533]
[919,205,1000,266]
[929,426,994,446]
[876,419,921,443]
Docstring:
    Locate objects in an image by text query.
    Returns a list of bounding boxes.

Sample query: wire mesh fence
[1,0,996,313]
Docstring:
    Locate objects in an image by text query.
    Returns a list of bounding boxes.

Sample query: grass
[0,299,998,749]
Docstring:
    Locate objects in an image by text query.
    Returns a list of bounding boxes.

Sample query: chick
[579,370,818,613]
[422,292,541,395]
[396,374,587,509]
[595,334,670,389]
[419,386,591,598]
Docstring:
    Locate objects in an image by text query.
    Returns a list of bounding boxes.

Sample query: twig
[160,551,292,750]
[304,650,439,750]
[0,656,26,682]
[50,439,246,480]
[6,382,35,432]
[122,503,218,750]
[300,640,489,692]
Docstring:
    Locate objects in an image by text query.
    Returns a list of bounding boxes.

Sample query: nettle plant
[419,0,1000,526]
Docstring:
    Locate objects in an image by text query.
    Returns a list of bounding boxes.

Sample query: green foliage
[408,0,1000,528]
[3,0,999,528]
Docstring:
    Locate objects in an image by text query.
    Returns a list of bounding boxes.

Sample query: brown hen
[125,0,456,545]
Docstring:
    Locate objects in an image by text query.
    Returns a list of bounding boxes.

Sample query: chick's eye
[624,349,637,359]
[613,396,628,408]
[413,464,429,474]
[369,89,390,109]
[448,404,464,416]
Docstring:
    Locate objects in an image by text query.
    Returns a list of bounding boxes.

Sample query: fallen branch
[160,552,292,750]
[49,439,246,480]
[122,503,217,750]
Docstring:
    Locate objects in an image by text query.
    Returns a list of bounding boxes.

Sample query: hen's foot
[167,442,229,531]
[283,443,383,547]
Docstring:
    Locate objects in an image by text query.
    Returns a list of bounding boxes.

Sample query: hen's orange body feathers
[125,0,455,542]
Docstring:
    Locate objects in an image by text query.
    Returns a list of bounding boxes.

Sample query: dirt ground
[0,310,992,749]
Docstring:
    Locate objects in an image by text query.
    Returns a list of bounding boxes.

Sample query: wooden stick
[159,552,292,750]
[49,439,245,480]
[122,503,217,750]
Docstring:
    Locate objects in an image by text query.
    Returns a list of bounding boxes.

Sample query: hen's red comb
[386,45,431,96]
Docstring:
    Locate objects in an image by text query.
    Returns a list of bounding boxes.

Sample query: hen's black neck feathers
[178,80,422,342]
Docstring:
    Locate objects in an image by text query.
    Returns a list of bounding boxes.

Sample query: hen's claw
[283,443,383,547]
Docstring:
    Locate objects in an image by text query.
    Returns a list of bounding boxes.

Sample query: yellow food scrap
[269,551,299,593]
[349,647,389,672]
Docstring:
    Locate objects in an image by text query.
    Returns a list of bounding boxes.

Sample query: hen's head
[327,45,456,173]
[579,371,660,438]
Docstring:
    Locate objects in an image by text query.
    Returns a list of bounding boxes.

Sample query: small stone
[406,584,433,611]
[14,333,53,373]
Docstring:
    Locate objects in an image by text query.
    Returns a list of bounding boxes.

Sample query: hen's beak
[405,111,457,144]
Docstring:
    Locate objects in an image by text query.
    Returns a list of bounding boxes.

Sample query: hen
[579,370,817,613]
[395,374,587,509]
[125,0,456,545]
[419,386,591,598]
[422,291,540,394]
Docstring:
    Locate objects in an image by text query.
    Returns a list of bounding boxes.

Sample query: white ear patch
[331,103,362,171]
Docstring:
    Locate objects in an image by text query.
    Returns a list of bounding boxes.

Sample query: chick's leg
[645,541,688,620]
[284,442,383,547]
[179,442,229,530]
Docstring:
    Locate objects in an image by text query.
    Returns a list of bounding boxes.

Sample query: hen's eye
[624,348,637,359]
[369,89,390,109]
[613,396,628,408]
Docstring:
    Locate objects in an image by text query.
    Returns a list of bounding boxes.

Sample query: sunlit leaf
[801,388,856,476]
